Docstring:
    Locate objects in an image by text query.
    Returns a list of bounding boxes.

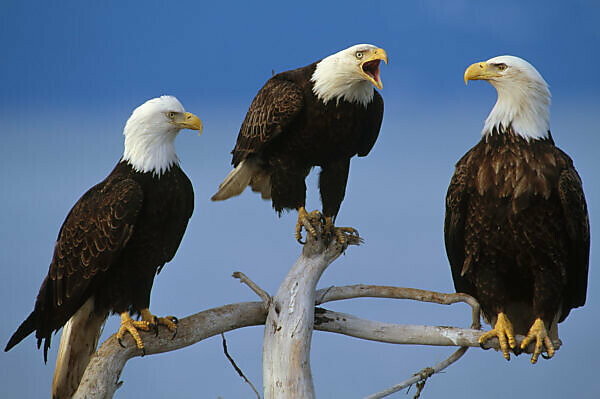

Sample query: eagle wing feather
[557,166,590,318]
[231,77,304,165]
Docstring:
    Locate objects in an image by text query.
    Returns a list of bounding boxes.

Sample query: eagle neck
[122,126,179,177]
[483,79,550,142]
[311,60,374,108]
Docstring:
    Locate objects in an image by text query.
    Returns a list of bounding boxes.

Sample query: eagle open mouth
[362,59,382,88]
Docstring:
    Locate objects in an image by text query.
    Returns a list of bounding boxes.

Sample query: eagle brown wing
[358,90,384,157]
[6,177,143,359]
[557,166,590,320]
[231,77,304,166]
[444,153,477,296]
[49,178,143,307]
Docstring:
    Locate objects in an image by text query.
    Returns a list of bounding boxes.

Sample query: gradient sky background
[1,1,599,398]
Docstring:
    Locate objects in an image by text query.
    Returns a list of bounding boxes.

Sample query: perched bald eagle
[211,44,387,243]
[445,56,589,363]
[5,96,202,398]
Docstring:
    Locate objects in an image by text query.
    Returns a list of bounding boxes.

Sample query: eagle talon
[295,207,321,244]
[324,217,362,246]
[149,316,159,337]
[116,312,150,352]
[118,338,126,348]
[478,312,516,361]
[520,318,554,364]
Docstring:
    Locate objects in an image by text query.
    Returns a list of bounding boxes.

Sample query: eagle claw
[295,207,322,244]
[520,318,554,364]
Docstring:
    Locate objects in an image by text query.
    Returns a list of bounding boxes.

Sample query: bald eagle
[445,56,590,363]
[4,96,202,397]
[211,44,387,243]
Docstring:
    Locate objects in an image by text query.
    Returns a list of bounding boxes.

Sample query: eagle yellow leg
[479,312,517,360]
[295,206,321,244]
[324,216,361,246]
[520,318,555,364]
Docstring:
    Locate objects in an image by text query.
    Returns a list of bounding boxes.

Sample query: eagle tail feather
[211,160,259,201]
[4,310,37,353]
[52,297,107,399]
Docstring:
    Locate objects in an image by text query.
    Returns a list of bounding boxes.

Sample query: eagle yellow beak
[464,62,501,85]
[361,48,388,90]
[175,112,203,135]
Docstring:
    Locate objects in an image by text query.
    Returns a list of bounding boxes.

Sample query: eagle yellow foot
[295,207,322,244]
[479,312,517,360]
[117,312,153,355]
[140,308,179,339]
[520,318,555,364]
[324,217,362,246]
[116,310,179,355]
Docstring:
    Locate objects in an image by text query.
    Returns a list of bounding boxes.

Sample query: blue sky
[1,1,599,398]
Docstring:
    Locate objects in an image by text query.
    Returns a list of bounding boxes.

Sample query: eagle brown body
[4,96,202,398]
[6,160,194,359]
[231,62,383,217]
[212,44,386,244]
[445,126,589,341]
[446,55,590,363]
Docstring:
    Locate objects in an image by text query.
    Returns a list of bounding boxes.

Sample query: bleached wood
[262,220,356,399]
[363,347,469,399]
[72,302,267,399]
[313,308,560,351]
[72,275,560,398]
[315,284,481,329]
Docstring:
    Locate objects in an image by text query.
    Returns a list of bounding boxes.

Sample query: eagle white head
[122,95,203,176]
[312,44,388,107]
[464,55,550,141]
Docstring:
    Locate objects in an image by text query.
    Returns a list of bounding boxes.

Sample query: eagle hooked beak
[173,112,204,135]
[361,48,388,90]
[464,62,502,85]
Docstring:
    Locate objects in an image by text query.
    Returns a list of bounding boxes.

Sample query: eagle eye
[167,112,176,119]
[496,63,508,71]
[355,51,363,59]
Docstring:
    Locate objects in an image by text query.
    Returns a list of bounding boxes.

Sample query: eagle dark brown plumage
[446,56,590,364]
[212,44,386,243]
[5,96,202,398]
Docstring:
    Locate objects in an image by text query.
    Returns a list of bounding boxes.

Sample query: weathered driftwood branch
[72,302,267,399]
[313,307,560,351]
[315,284,481,329]
[363,347,469,399]
[233,271,272,307]
[262,217,361,399]
[220,333,261,399]
[72,267,560,398]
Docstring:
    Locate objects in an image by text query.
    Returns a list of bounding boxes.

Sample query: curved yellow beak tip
[183,112,203,135]
[464,62,490,86]
[377,48,388,65]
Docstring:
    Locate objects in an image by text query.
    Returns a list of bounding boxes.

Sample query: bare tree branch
[363,347,469,399]
[72,280,559,397]
[315,285,481,329]
[73,302,267,399]
[233,271,272,308]
[262,215,360,399]
[221,333,261,399]
[314,308,561,351]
